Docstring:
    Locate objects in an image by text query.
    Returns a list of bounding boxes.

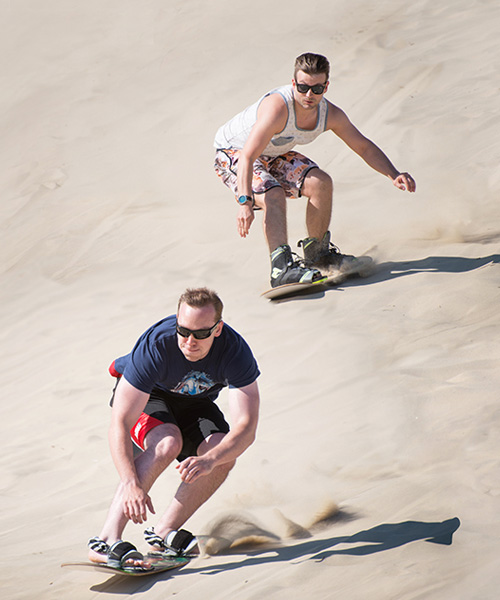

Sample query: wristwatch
[237,195,254,206]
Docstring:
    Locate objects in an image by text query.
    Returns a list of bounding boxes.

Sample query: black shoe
[299,231,359,274]
[270,244,325,288]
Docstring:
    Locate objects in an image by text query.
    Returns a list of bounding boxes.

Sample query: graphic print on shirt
[173,371,216,396]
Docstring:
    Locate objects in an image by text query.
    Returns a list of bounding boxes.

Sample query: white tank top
[214,85,328,157]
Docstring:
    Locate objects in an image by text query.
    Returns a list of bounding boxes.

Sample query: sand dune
[1,1,499,598]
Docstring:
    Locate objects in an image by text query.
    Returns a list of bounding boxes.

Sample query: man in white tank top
[214,53,416,288]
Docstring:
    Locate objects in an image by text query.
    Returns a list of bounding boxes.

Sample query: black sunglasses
[295,82,327,95]
[176,319,221,340]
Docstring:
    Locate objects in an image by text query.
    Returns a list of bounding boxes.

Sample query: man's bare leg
[254,186,288,252]
[88,424,182,563]
[151,433,235,543]
[254,183,327,286]
[302,168,333,240]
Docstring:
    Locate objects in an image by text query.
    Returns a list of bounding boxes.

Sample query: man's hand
[392,172,416,192]
[122,480,155,524]
[176,455,215,484]
[236,203,255,238]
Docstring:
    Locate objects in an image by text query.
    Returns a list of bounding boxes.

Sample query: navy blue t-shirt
[113,315,260,402]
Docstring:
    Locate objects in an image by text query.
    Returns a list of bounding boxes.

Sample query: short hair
[294,52,330,81]
[177,287,224,322]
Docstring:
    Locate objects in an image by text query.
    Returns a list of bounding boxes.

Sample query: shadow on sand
[356,254,500,286]
[189,517,461,575]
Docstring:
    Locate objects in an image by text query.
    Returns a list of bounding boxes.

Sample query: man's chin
[182,349,203,362]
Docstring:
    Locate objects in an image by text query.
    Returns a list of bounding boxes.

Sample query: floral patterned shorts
[214,148,319,200]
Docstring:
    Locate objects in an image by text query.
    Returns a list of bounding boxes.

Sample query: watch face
[238,195,250,204]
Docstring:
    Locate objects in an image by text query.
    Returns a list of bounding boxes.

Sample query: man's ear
[214,320,224,337]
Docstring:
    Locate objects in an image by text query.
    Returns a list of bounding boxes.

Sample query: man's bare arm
[176,380,260,483]
[236,95,289,237]
[109,377,154,523]
[327,103,416,192]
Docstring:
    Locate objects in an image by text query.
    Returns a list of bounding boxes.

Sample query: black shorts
[131,388,230,461]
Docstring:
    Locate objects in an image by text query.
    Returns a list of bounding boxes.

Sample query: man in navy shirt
[88,288,260,569]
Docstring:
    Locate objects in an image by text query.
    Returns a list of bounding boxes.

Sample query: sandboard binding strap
[144,527,198,557]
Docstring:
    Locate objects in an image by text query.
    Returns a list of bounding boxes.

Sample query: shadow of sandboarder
[337,254,500,289]
[188,517,460,575]
[307,517,461,562]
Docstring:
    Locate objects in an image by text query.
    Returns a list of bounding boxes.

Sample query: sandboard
[262,277,331,300]
[262,256,374,300]
[61,553,190,577]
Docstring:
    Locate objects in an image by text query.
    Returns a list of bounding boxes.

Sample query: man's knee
[303,168,333,196]
[144,425,183,465]
[213,457,236,477]
[224,458,236,473]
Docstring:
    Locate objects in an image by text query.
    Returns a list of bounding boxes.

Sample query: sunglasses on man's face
[295,82,327,95]
[176,319,221,340]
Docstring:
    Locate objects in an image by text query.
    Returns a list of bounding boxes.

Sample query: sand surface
[1,1,500,598]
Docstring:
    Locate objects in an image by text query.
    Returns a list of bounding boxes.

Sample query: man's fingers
[237,219,250,237]
[176,456,206,483]
[395,173,416,192]
[128,503,144,523]
[237,206,255,237]
[124,494,154,523]
[146,495,155,515]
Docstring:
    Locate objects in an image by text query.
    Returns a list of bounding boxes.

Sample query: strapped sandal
[107,541,145,569]
[144,527,198,557]
[88,537,151,571]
